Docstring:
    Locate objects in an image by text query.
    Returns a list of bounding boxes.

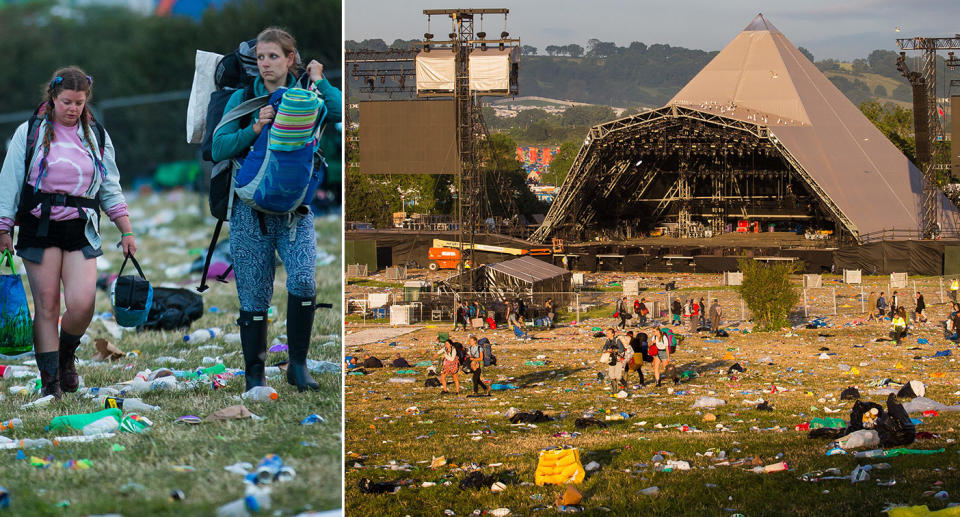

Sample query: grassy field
[344,273,960,516]
[0,191,342,516]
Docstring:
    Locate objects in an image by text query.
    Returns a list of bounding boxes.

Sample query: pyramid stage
[532,14,960,249]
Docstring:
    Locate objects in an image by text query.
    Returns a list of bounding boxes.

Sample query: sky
[345,0,960,61]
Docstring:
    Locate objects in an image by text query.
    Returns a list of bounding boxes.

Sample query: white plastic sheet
[186,50,222,144]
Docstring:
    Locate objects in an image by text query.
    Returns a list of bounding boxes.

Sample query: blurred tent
[154,0,233,18]
[153,161,200,188]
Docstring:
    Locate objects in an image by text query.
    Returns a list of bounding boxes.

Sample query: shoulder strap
[118,252,147,280]
[213,93,269,136]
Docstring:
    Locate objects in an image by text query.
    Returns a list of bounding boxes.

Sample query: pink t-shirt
[26,121,126,222]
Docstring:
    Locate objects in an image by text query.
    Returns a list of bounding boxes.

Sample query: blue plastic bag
[0,250,33,355]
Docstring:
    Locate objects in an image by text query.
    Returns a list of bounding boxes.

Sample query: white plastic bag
[186,50,223,144]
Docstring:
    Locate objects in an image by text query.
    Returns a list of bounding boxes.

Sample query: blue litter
[490,383,518,390]
[934,350,952,357]
[918,338,928,344]
[910,418,923,425]
[301,414,324,425]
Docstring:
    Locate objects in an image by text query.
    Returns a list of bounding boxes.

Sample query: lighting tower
[896,35,960,238]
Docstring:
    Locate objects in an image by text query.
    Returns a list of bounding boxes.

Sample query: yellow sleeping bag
[535,447,585,485]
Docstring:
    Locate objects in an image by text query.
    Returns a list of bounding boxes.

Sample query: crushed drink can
[104,397,123,410]
[255,454,284,484]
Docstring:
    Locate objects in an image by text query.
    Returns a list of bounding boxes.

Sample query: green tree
[874,84,887,97]
[798,46,814,63]
[736,257,800,331]
[481,133,546,218]
[543,139,581,186]
[859,100,917,163]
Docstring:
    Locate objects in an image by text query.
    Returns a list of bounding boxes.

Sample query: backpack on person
[660,327,678,354]
[191,39,323,292]
[16,105,106,234]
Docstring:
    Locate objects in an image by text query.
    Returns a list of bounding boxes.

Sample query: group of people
[865,290,931,343]
[618,296,722,334]
[599,326,676,391]
[436,333,494,396]
[0,27,338,398]
[452,297,555,338]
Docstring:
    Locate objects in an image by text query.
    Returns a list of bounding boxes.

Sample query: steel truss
[531,105,860,243]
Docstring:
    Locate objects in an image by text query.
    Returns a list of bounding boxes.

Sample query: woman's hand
[306,60,324,82]
[253,105,276,135]
[0,232,12,254]
[121,234,137,257]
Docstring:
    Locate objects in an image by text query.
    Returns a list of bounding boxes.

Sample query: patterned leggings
[229,201,317,312]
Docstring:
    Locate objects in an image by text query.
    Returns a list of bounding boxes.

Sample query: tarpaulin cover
[833,241,954,275]
[415,50,455,92]
[468,48,517,92]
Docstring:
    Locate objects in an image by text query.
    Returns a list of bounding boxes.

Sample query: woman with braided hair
[0,66,136,399]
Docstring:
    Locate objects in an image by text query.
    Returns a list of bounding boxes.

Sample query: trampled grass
[0,191,342,516]
[345,275,960,516]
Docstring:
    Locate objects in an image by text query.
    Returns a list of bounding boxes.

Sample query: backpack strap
[197,218,225,293]
[213,93,269,136]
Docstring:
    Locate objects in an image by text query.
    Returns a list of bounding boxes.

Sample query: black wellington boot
[286,295,320,392]
[37,351,62,399]
[238,310,269,392]
[58,331,83,393]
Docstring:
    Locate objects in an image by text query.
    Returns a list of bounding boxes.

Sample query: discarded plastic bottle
[639,486,660,496]
[7,386,28,396]
[854,449,885,458]
[0,438,53,450]
[183,328,222,343]
[216,486,271,517]
[224,333,241,344]
[241,387,279,402]
[102,397,159,412]
[0,418,23,432]
[82,416,120,436]
[20,395,55,409]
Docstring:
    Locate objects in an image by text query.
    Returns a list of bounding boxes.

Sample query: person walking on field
[709,299,722,333]
[688,298,700,333]
[0,67,137,399]
[599,328,625,393]
[698,297,706,329]
[877,292,888,318]
[437,339,461,395]
[212,27,341,392]
[866,291,878,322]
[650,327,672,387]
[914,292,927,323]
[466,335,491,396]
[671,298,682,326]
[616,296,630,330]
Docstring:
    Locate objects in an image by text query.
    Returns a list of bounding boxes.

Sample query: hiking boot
[238,310,269,392]
[37,351,62,400]
[58,332,83,393]
[286,295,320,392]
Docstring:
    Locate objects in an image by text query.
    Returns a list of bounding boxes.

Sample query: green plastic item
[884,448,945,457]
[592,327,602,332]
[49,408,122,431]
[680,370,697,379]
[415,361,432,367]
[809,417,846,429]
[525,360,546,366]
[180,363,226,379]
[396,369,417,375]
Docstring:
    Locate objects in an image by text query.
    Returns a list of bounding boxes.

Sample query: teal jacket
[211,73,342,163]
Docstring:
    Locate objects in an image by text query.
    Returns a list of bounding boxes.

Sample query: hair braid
[36,99,55,188]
